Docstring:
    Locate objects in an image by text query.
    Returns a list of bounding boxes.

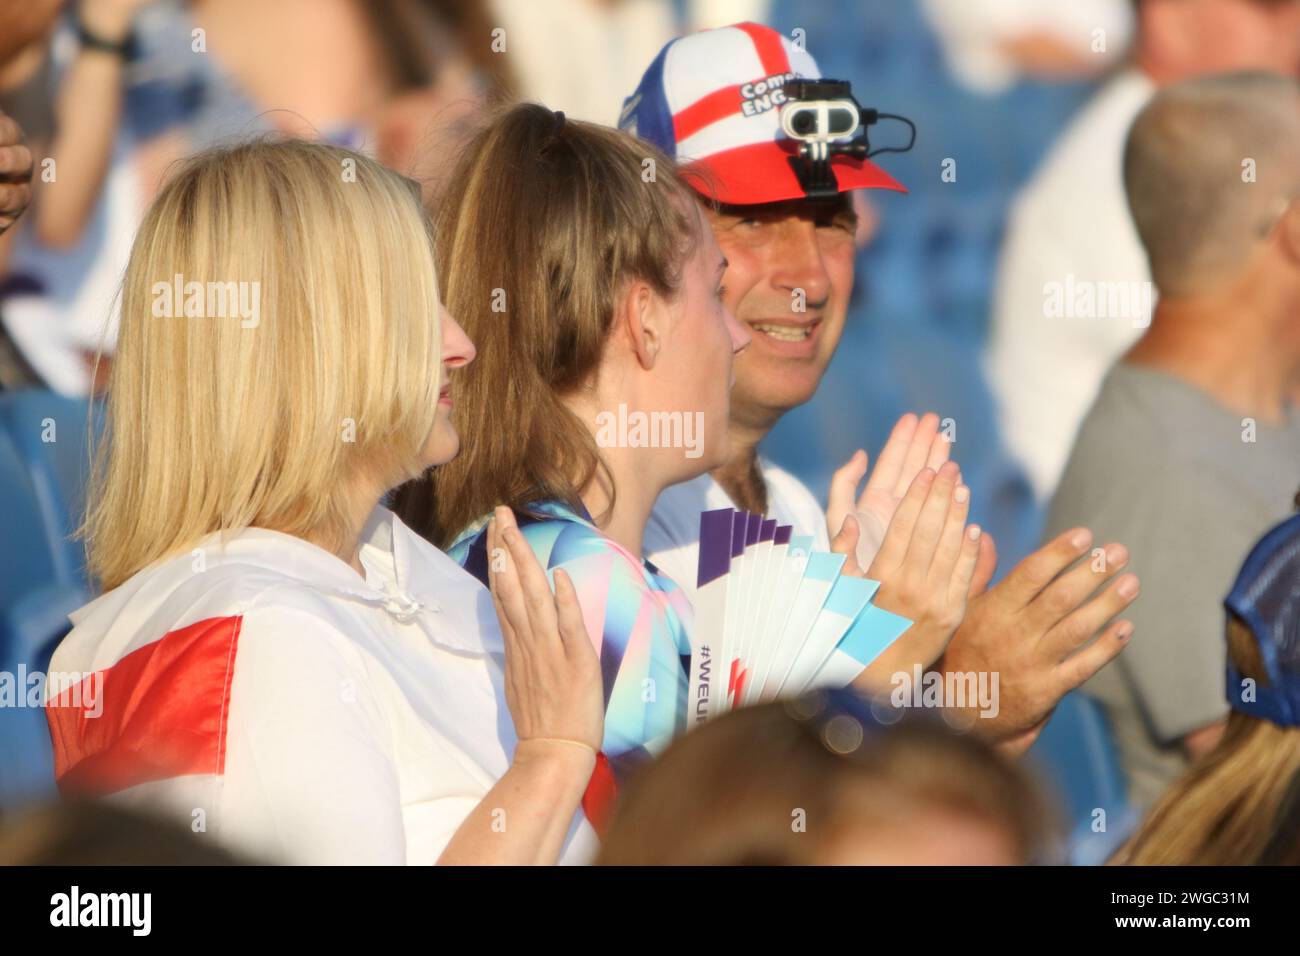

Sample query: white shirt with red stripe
[44,507,600,865]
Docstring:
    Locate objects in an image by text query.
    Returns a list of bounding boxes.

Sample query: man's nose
[769,220,831,308]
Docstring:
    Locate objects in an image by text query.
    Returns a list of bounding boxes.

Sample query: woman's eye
[715,285,727,301]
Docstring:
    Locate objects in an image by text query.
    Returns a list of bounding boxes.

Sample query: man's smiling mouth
[747,317,822,343]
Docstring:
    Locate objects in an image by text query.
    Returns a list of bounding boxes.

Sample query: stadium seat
[0,391,98,810]
[1028,691,1138,864]
[0,389,100,587]
[0,423,62,614]
[0,583,87,809]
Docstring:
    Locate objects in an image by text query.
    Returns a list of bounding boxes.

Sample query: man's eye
[715,285,727,300]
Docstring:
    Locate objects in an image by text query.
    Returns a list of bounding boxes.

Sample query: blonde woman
[1118,510,1300,865]
[43,140,604,865]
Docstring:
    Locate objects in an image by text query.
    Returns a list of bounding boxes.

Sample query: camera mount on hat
[780,79,915,199]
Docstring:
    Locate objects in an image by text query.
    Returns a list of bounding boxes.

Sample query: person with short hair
[1046,71,1300,808]
[988,0,1300,503]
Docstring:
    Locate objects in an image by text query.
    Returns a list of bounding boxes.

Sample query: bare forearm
[38,3,132,247]
[438,743,594,865]
[0,0,62,65]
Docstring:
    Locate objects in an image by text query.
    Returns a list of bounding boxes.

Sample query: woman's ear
[618,279,663,371]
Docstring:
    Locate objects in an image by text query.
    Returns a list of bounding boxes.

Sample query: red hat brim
[680,140,907,206]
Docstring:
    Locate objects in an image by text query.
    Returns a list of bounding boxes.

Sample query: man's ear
[617,279,663,371]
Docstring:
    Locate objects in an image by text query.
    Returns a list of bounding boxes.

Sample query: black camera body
[780,78,911,198]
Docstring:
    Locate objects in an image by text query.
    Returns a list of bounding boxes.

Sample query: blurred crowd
[1,0,1299,867]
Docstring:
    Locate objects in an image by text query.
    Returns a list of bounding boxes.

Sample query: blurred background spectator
[0,0,1145,571]
[1046,71,1300,810]
[1117,511,1300,865]
[0,798,252,864]
[597,690,1056,865]
[988,0,1300,506]
[0,0,506,395]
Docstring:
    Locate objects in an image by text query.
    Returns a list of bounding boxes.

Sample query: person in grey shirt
[1046,71,1300,810]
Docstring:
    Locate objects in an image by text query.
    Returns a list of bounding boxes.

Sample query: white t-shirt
[645,458,829,605]
[986,68,1156,502]
[491,0,677,124]
[920,0,1133,94]
[45,507,599,865]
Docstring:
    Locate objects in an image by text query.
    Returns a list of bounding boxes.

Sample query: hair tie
[552,109,566,136]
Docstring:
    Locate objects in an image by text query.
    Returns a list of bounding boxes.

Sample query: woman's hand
[853,461,983,687]
[437,507,604,865]
[827,412,952,569]
[486,506,603,755]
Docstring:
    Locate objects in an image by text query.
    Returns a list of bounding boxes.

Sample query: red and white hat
[619,21,906,206]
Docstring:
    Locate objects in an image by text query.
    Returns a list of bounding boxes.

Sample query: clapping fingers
[1025,542,1130,638]
[486,512,526,646]
[827,449,869,535]
[896,413,942,498]
[929,477,970,585]
[1053,617,1135,693]
[835,413,957,559]
[950,523,983,605]
[487,506,603,751]
[996,527,1094,610]
[493,506,562,651]
[968,531,998,598]
[830,513,867,578]
[924,424,952,472]
[863,413,920,499]
[1039,554,1140,663]
[868,466,935,576]
[903,460,961,573]
[0,113,33,232]
[552,568,595,659]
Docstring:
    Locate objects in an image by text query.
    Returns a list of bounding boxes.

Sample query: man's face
[703,196,857,431]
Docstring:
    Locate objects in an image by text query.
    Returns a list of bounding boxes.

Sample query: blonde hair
[1119,616,1300,865]
[85,139,443,590]
[392,103,696,546]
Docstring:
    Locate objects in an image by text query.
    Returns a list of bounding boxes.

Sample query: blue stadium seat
[0,583,87,809]
[0,390,100,587]
[0,423,61,612]
[1028,692,1138,864]
[0,391,98,810]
